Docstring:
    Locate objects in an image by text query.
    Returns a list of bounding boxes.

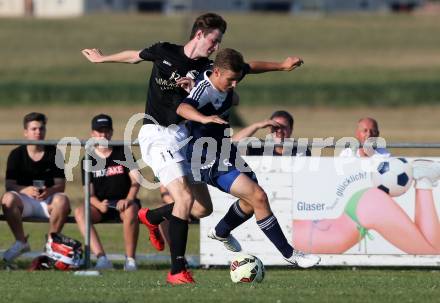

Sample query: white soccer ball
[230,254,265,283]
[371,157,413,197]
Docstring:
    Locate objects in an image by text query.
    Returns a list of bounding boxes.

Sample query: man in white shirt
[339,117,390,158]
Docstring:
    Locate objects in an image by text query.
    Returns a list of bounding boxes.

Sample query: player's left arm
[176,103,227,125]
[247,56,304,74]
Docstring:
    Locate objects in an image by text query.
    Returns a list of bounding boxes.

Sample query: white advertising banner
[200,156,440,266]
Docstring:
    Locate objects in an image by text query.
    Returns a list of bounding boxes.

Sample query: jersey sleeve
[181,80,210,109]
[5,149,19,180]
[139,42,162,61]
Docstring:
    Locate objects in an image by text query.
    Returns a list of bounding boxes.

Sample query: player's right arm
[177,80,227,124]
[81,49,143,64]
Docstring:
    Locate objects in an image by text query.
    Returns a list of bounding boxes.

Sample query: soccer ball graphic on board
[371,157,413,197]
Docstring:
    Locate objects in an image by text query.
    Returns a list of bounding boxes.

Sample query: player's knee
[1,192,20,209]
[252,186,269,214]
[253,187,269,209]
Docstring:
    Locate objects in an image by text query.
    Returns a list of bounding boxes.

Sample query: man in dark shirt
[232,110,311,156]
[81,13,305,284]
[74,114,141,271]
[81,13,226,283]
[1,112,70,264]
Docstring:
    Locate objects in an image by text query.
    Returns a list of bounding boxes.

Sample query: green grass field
[1,267,440,303]
[0,221,199,257]
[1,13,439,105]
[1,12,440,302]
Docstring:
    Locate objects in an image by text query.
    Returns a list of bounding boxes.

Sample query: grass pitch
[1,13,439,105]
[0,267,440,303]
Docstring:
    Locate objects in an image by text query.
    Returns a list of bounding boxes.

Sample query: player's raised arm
[176,103,227,125]
[81,48,143,64]
[248,56,304,73]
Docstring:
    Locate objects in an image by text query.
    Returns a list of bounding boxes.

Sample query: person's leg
[190,161,252,239]
[227,173,320,267]
[74,205,106,257]
[119,202,139,271]
[293,217,360,253]
[158,185,173,247]
[412,159,440,250]
[47,193,70,234]
[213,170,254,238]
[139,183,213,251]
[189,183,213,219]
[164,175,194,275]
[138,124,195,282]
[207,195,251,252]
[213,198,253,237]
[119,203,139,259]
[1,192,31,262]
[143,183,212,224]
[357,188,437,254]
[229,174,293,256]
[1,192,26,242]
[414,189,440,250]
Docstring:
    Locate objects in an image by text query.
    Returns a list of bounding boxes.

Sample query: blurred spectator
[1,112,70,264]
[340,117,390,158]
[74,114,141,271]
[232,110,311,156]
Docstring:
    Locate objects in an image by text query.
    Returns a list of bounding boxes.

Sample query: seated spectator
[74,114,141,271]
[339,117,390,158]
[232,110,311,156]
[1,112,70,263]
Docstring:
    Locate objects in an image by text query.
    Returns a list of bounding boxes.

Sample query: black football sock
[145,203,174,225]
[169,215,189,274]
[215,200,253,238]
[257,213,293,258]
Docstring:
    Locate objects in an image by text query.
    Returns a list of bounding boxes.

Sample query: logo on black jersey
[162,60,172,67]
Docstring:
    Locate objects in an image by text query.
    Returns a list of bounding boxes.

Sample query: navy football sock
[257,214,293,258]
[146,203,174,225]
[169,215,189,274]
[215,200,253,238]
